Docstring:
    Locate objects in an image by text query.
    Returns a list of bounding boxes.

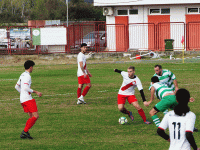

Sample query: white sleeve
[121,71,126,77]
[24,84,34,93]
[186,112,196,132]
[136,77,143,91]
[15,85,21,93]
[15,78,21,93]
[23,76,34,93]
[159,113,169,130]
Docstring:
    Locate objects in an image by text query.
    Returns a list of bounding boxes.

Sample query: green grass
[1,60,200,150]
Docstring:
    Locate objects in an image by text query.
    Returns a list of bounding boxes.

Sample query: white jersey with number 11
[159,110,196,150]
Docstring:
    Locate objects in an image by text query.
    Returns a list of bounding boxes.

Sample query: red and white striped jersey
[118,71,143,95]
[16,71,33,103]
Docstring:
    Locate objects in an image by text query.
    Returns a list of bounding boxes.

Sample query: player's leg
[79,75,91,104]
[24,112,39,132]
[81,82,91,97]
[163,109,168,115]
[150,107,160,127]
[77,84,84,104]
[118,94,134,121]
[131,100,151,124]
[77,84,83,98]
[20,99,38,139]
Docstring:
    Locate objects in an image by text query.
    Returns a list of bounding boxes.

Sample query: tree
[0,0,105,23]
[68,0,105,21]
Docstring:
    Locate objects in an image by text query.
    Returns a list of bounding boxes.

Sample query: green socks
[152,115,161,127]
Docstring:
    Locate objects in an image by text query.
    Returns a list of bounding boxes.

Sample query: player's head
[81,43,87,54]
[151,76,159,83]
[127,66,135,78]
[174,88,190,116]
[24,60,35,73]
[154,64,162,76]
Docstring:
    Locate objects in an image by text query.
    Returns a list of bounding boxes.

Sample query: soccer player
[77,43,92,104]
[157,89,199,150]
[15,60,42,139]
[153,64,178,92]
[114,66,151,124]
[144,76,178,127]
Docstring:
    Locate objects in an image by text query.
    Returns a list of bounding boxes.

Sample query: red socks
[77,88,82,98]
[81,86,90,97]
[24,117,38,132]
[138,108,146,122]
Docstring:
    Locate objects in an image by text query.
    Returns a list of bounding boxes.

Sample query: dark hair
[128,66,135,71]
[174,88,190,116]
[81,43,87,48]
[151,76,159,83]
[24,60,35,70]
[155,64,162,69]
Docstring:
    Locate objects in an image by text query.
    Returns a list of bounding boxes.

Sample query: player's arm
[79,61,86,74]
[136,78,147,102]
[114,69,122,74]
[157,128,170,142]
[144,86,155,107]
[24,84,42,97]
[173,79,178,93]
[170,71,178,92]
[15,79,21,93]
[140,89,146,102]
[15,84,21,93]
[186,132,198,150]
[85,66,92,77]
[157,114,170,142]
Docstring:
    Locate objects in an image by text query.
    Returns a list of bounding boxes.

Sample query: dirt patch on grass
[0,52,200,67]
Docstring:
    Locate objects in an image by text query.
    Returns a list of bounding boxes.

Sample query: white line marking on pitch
[180,83,200,85]
[0,89,119,102]
[0,79,17,81]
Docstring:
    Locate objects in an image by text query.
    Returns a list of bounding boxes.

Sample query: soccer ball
[119,117,128,125]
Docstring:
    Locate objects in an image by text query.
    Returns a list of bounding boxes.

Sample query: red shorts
[117,94,137,104]
[78,75,91,84]
[21,99,38,113]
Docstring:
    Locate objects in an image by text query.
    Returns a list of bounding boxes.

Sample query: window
[150,9,160,14]
[188,8,198,14]
[150,8,170,15]
[161,8,170,14]
[118,10,128,15]
[129,9,138,15]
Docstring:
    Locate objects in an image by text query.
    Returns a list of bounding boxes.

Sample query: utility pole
[66,0,68,27]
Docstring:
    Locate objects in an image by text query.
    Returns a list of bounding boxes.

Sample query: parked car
[75,31,106,49]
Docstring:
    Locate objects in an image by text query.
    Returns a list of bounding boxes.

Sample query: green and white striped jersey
[153,69,176,91]
[152,82,174,100]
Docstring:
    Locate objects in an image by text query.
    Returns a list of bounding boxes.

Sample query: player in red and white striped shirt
[15,60,42,139]
[114,66,151,124]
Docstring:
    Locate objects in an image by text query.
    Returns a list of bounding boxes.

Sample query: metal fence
[1,22,200,55]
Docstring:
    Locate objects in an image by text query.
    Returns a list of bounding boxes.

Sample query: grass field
[1,59,200,150]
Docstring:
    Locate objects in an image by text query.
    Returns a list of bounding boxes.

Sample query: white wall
[106,16,116,51]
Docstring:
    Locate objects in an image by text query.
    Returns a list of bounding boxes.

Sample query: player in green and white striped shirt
[144,76,178,127]
[153,65,178,92]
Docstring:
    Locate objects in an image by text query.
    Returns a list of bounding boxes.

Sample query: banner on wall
[32,28,67,45]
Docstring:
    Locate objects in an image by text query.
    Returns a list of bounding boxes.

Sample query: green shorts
[154,95,178,112]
